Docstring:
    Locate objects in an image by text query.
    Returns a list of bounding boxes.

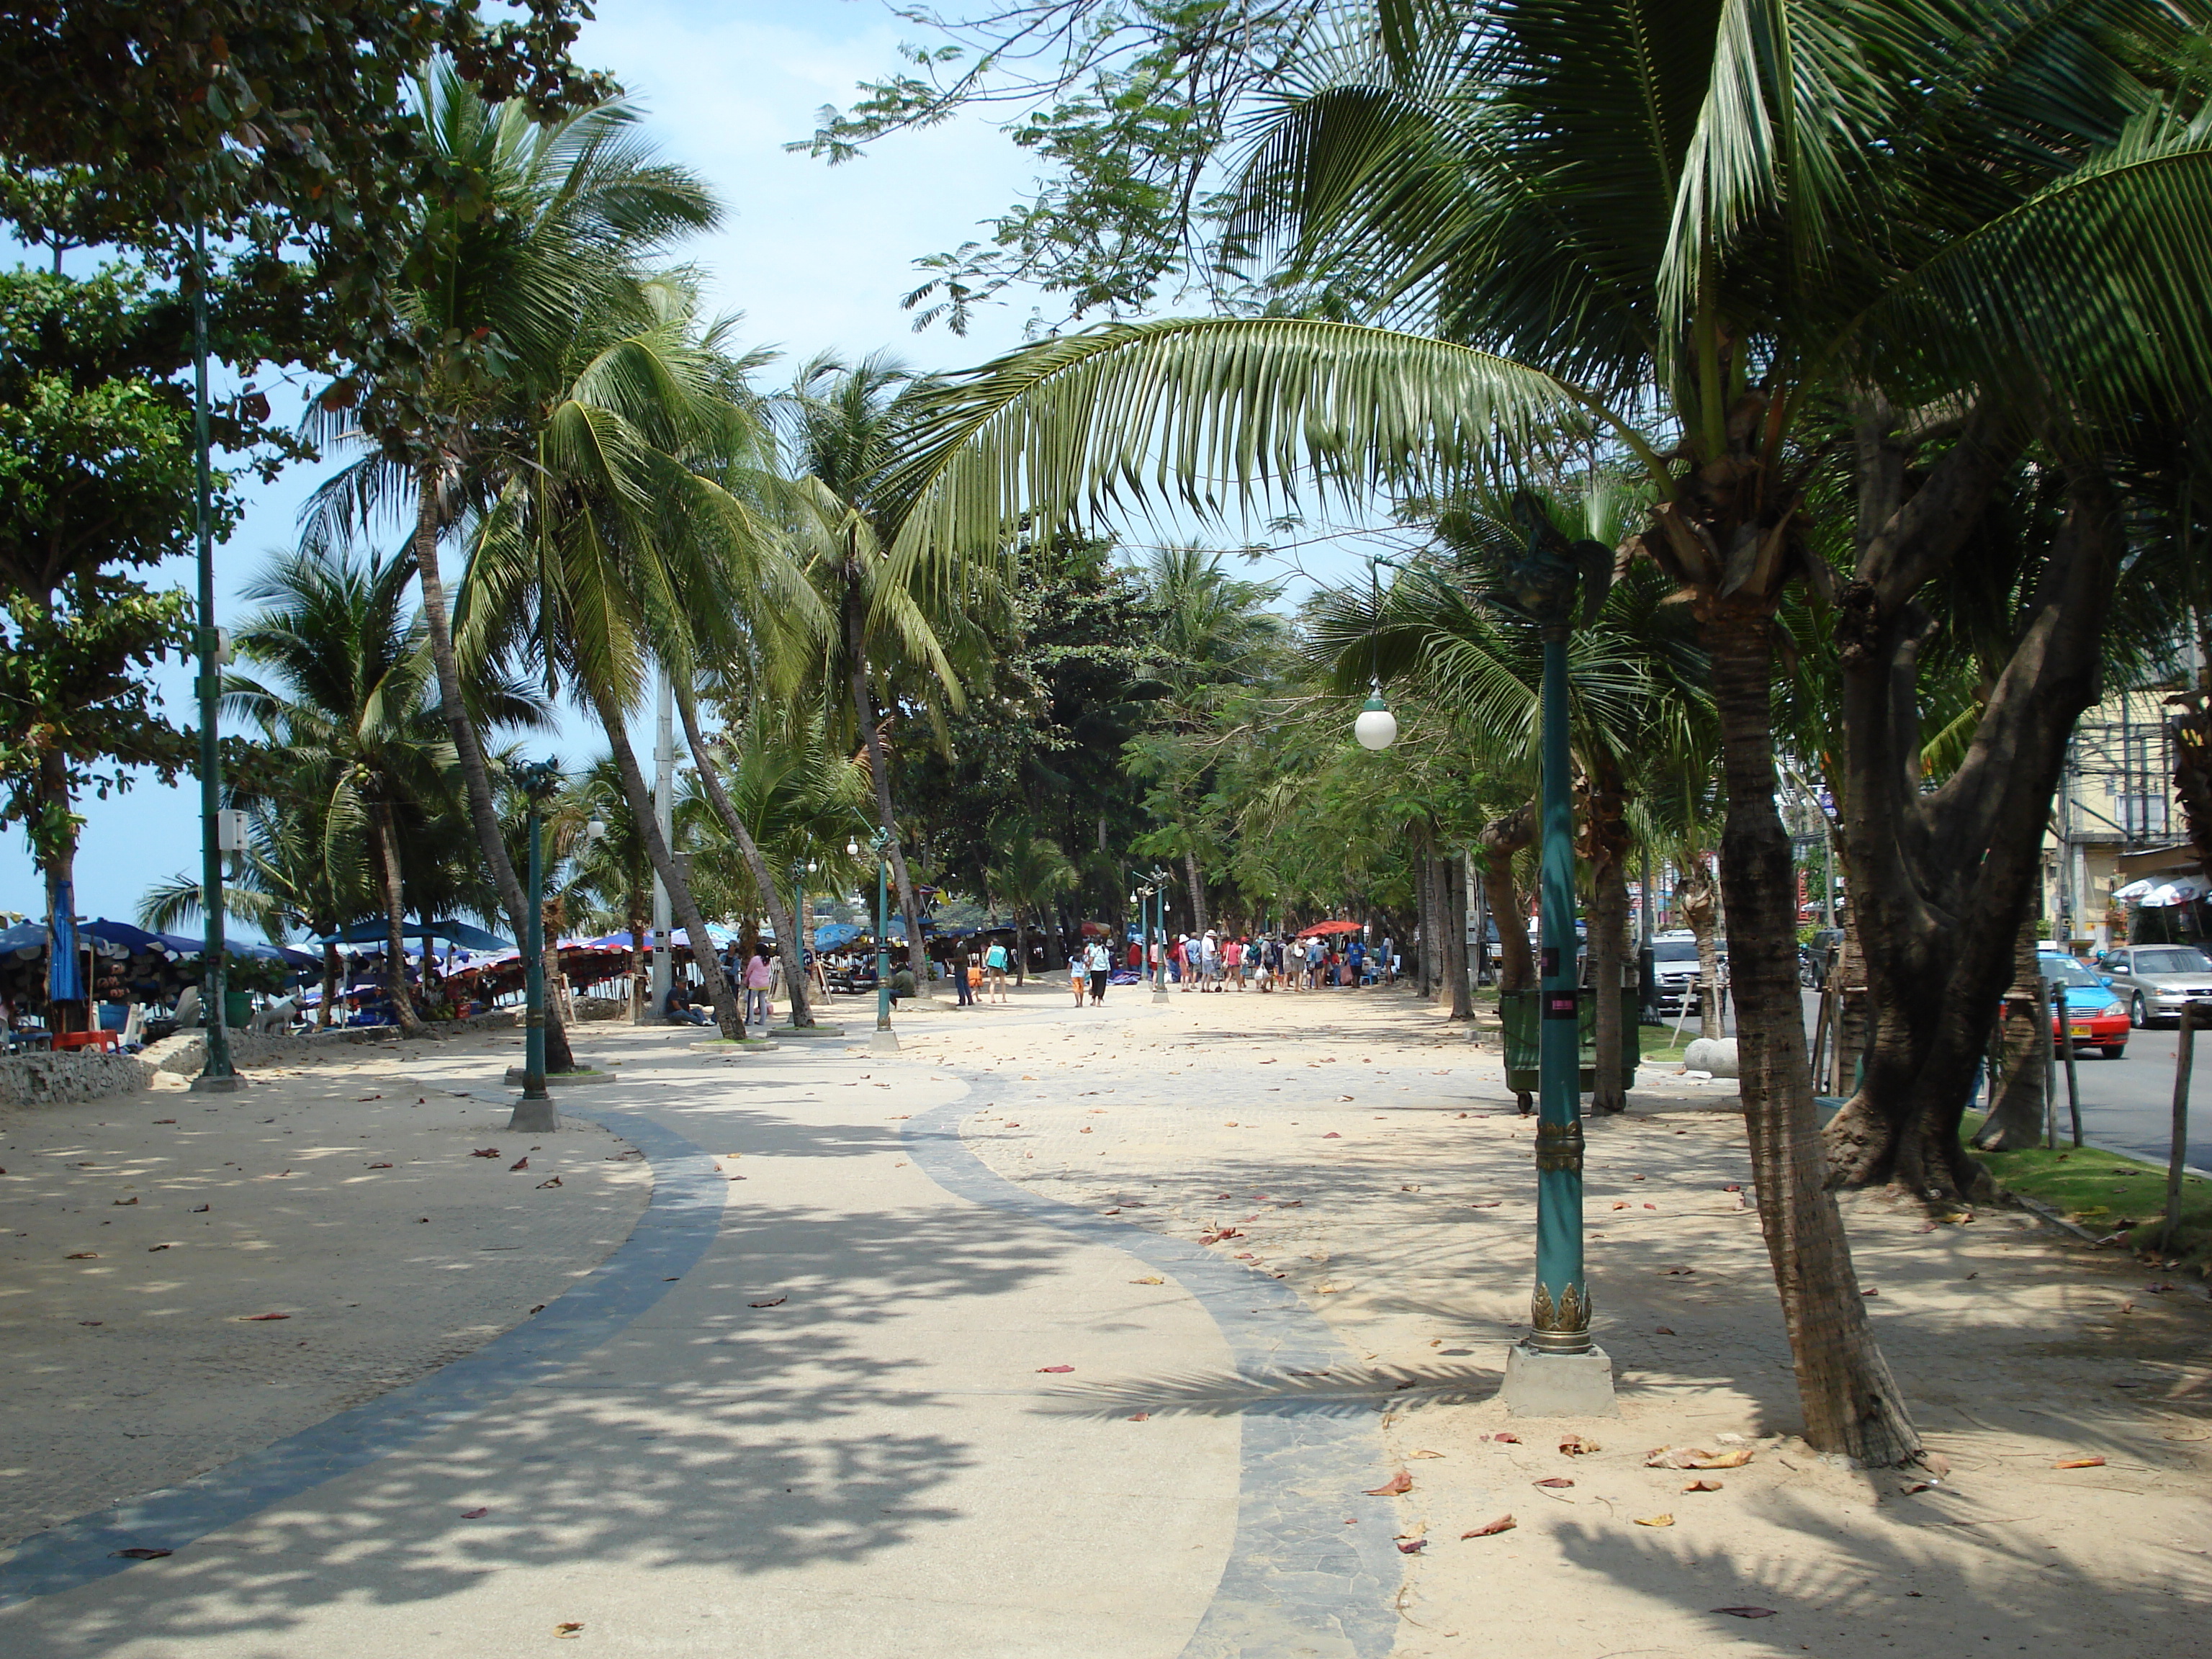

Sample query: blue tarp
[48,883,82,1002]
[318,917,513,951]
[83,919,165,953]
[0,920,45,957]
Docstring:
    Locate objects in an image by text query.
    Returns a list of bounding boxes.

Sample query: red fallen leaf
[528,1304,546,1315]
[1396,1537,1426,1553]
[1643,1202,1657,1210]
[1611,1202,1629,1210]
[1558,1436,1600,1455]
[1722,1184,1742,1192]
[509,1157,529,1172]
[537,1177,563,1189]
[1463,1516,1516,1537]
[112,1196,138,1206]
[2054,1456,2106,1469]
[1128,1412,1150,1422]
[1713,1607,1776,1619]
[470,1148,500,1159]
[749,1296,786,1309]
[1533,1478,1574,1488]
[1683,1479,1724,1492]
[1322,1132,1342,1138]
[1861,1287,1880,1297]
[1364,1470,1413,1496]
[1036,1363,1075,1373]
[356,1094,382,1102]
[1488,1432,1521,1443]
[1471,1201,1500,1208]
[243,1313,290,1321]
[153,1119,176,1125]
[110,1547,171,1560]
[367,1162,393,1169]
[461,1507,489,1519]
[66,1251,98,1259]
[79,1319,102,1326]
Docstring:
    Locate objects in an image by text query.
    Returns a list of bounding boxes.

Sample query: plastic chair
[53,1030,120,1053]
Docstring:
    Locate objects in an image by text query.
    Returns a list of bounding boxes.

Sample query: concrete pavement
[0,1006,1400,1658]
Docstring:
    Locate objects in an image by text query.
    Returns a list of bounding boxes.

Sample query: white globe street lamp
[1354,682,1398,750]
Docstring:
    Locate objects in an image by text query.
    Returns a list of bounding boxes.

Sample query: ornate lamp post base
[508,1097,561,1133]
[189,1074,243,1094]
[867,1028,902,1056]
[1499,1342,1617,1417]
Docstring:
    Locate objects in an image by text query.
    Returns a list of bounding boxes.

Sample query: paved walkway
[3,981,2209,1658]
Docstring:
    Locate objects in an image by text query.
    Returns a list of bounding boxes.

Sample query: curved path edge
[0,1102,720,1611]
[903,1095,1401,1659]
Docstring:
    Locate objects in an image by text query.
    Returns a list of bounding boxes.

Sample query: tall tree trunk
[37,751,82,1030]
[1679,864,1725,1041]
[627,889,646,1025]
[1972,915,2050,1150]
[1184,845,1210,936]
[318,940,340,1030]
[587,681,744,1040]
[410,477,575,1071]
[1826,447,2122,1195]
[671,681,813,1028]
[1444,850,1473,1019]
[1014,909,1028,986]
[1586,764,1632,1113]
[1478,804,1538,993]
[368,802,426,1036]
[1709,608,1918,1466]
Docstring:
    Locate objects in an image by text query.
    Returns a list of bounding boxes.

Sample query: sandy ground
[1,979,2207,1658]
[900,978,2212,1658]
[0,1031,649,1548]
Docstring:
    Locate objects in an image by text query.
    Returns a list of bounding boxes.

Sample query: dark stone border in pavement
[0,1102,721,1610]
[904,1094,1403,1659]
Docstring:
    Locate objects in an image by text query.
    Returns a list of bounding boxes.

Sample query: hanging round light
[1354,682,1398,750]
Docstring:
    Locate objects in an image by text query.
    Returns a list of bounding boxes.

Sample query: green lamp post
[1488,495,1618,1414]
[854,828,898,1053]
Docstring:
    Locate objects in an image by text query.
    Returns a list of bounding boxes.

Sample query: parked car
[1650,933,1717,1014]
[2040,953,2128,1058]
[1801,927,1845,989]
[2096,943,2212,1028]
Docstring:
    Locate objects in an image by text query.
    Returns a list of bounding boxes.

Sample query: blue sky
[5,1,1382,931]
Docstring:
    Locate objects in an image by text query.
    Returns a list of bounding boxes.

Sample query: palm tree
[987,822,1079,986]
[220,547,454,1035]
[554,757,653,1017]
[778,352,988,993]
[304,60,720,1067]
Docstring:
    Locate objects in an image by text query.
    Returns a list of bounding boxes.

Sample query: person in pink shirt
[743,948,773,1028]
[1223,935,1244,989]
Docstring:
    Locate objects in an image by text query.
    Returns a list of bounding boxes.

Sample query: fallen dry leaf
[1634,1514,1675,1527]
[461,1507,490,1519]
[1488,1432,1521,1444]
[2054,1457,2107,1469]
[1612,1201,1630,1210]
[367,1161,393,1169]
[1364,1470,1414,1496]
[153,1118,176,1125]
[242,1313,290,1321]
[191,1204,210,1213]
[1463,1516,1516,1537]
[1533,1478,1575,1489]
[1645,1446,1752,1470]
[749,1296,786,1309]
[1683,1479,1724,1493]
[1396,1537,1426,1553]
[1559,1436,1600,1456]
[1655,1326,1676,1335]
[1322,1131,1342,1138]
[112,1196,138,1206]
[508,1157,529,1172]
[536,1177,563,1189]
[110,1547,171,1560]
[1132,1275,1164,1285]
[147,1244,171,1253]
[1128,1412,1150,1422]
[470,1148,500,1159]
[1036,1364,1075,1374]
[554,1622,584,1638]
[66,1251,97,1260]
[1408,1449,1445,1460]
[1713,1607,1776,1619]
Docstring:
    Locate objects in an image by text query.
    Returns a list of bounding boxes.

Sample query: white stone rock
[1683,1037,1740,1077]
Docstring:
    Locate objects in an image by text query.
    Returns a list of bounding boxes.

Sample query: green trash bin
[223,989,253,1029]
[1499,986,1635,1094]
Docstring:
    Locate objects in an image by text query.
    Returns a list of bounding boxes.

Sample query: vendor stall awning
[318,918,513,952]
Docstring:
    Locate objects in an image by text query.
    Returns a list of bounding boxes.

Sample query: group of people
[1156,930,1393,993]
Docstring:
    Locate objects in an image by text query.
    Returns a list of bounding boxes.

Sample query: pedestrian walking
[743,944,773,1028]
[1085,937,1112,1004]
[984,938,1010,1002]
[1069,948,1088,1005]
[950,938,974,1007]
[1379,935,1395,985]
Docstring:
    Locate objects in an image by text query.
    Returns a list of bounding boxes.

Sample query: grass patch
[1962,1113,2212,1273]
[1638,1021,1705,1064]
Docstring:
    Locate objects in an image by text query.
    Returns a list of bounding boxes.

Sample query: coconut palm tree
[776,352,993,993]
[878,2,2212,1467]
[303,60,719,1067]
[986,822,1079,986]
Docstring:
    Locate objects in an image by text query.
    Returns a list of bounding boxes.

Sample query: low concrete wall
[0,1007,531,1108]
[0,1050,158,1108]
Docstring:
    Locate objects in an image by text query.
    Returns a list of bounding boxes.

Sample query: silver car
[2099,944,2212,1028]
[1650,935,1714,1014]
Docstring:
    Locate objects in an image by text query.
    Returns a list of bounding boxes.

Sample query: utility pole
[189,216,238,1094]
[649,667,675,1010]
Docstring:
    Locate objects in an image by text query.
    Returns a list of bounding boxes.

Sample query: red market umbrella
[1295,920,1361,938]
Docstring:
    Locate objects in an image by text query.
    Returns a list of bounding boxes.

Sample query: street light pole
[511,759,562,1132]
[189,217,238,1094]
[868,828,898,1054]
[1488,496,1615,1417]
